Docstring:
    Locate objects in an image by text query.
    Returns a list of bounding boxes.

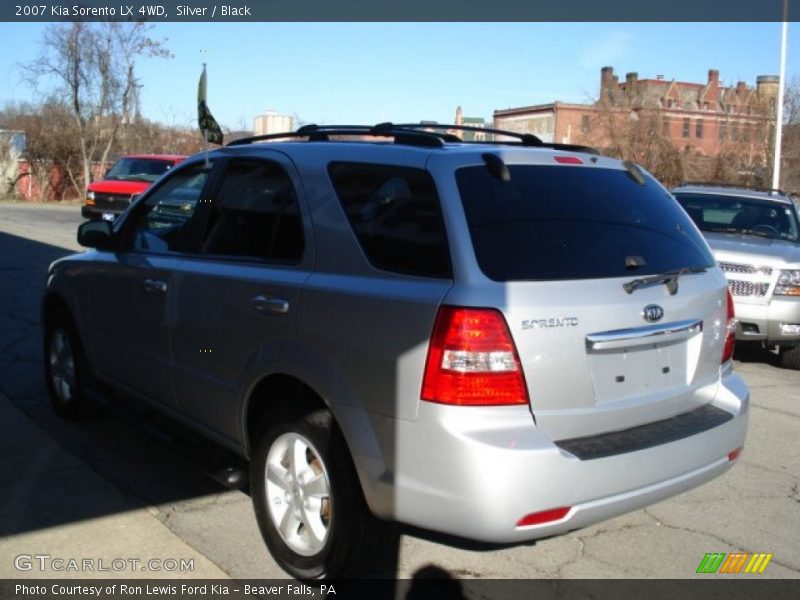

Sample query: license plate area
[587,338,698,404]
[101,212,116,222]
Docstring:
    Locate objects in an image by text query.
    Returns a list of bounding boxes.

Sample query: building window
[682,118,690,138]
[732,126,739,142]
[695,120,703,139]
[720,122,728,141]
[581,115,591,134]
[743,128,750,143]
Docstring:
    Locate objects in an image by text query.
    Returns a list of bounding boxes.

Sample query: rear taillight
[722,288,736,364]
[421,306,529,406]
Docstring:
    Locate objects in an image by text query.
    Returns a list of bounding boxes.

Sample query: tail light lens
[722,288,736,364]
[421,306,529,406]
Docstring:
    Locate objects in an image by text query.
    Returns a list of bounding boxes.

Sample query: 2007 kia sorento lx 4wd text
[43,123,749,579]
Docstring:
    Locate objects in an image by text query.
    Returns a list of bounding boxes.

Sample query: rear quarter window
[328,162,452,279]
[456,164,714,281]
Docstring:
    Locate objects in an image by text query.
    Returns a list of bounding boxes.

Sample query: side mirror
[77,220,116,251]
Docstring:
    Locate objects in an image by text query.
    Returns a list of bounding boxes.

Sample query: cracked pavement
[1,202,798,580]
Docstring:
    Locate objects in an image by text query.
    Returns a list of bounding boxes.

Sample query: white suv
[673,183,800,369]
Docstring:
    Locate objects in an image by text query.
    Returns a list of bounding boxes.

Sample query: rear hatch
[450,158,728,441]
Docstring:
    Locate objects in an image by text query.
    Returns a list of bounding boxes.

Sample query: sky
[0,22,798,131]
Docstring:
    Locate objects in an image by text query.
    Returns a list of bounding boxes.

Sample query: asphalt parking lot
[0,202,798,582]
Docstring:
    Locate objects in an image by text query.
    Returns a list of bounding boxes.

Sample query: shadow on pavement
[0,231,242,536]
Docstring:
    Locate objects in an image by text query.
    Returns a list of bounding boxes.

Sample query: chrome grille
[728,280,769,297]
[719,262,773,276]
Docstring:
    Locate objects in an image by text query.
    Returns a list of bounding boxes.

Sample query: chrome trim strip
[586,318,703,351]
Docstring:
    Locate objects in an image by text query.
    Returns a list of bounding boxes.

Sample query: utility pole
[771,0,789,191]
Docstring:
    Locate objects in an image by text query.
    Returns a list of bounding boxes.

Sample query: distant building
[453,106,492,141]
[494,67,779,161]
[253,110,294,137]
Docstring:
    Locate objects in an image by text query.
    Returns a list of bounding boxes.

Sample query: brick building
[494,67,780,165]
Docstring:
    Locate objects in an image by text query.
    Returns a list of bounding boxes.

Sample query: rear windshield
[456,165,714,281]
[674,192,800,243]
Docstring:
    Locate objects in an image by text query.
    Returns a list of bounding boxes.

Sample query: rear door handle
[143,279,168,294]
[251,294,290,315]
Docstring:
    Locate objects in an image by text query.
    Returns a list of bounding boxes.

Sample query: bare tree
[589,101,684,187]
[23,22,171,191]
[0,100,83,200]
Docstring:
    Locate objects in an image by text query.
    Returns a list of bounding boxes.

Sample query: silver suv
[673,184,800,370]
[43,124,749,579]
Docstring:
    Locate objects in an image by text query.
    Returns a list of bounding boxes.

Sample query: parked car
[44,124,749,579]
[82,154,186,221]
[672,183,800,369]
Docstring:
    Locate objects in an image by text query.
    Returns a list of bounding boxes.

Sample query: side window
[129,163,211,253]
[328,162,452,279]
[200,160,304,262]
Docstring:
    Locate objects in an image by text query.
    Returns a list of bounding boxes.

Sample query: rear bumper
[369,370,748,543]
[734,297,800,347]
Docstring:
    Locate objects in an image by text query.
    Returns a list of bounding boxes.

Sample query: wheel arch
[241,369,392,518]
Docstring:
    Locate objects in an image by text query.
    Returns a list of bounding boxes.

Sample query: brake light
[722,288,736,364]
[421,306,529,406]
[554,156,583,165]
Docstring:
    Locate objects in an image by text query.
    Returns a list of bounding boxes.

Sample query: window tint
[328,162,451,279]
[674,192,799,242]
[201,160,303,262]
[129,162,211,253]
[456,165,714,282]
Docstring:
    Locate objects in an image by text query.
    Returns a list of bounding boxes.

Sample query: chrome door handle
[143,279,168,294]
[251,295,290,315]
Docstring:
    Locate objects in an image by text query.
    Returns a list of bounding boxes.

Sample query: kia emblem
[642,304,664,323]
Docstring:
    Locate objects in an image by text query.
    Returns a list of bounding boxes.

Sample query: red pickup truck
[82,154,186,220]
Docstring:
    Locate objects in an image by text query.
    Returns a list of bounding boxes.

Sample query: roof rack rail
[226,122,600,154]
[227,124,447,148]
[393,123,601,155]
[676,181,791,196]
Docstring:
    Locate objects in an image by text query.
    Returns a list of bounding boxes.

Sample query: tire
[778,345,800,370]
[43,310,91,419]
[250,408,389,579]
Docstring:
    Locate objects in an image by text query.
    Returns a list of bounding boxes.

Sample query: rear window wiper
[623,266,708,296]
